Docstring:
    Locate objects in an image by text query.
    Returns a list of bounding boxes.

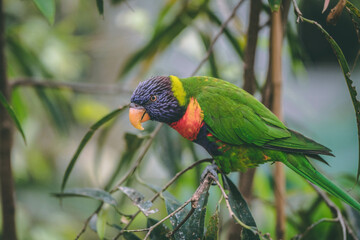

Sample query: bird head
[129,76,185,130]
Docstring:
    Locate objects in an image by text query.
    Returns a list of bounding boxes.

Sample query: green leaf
[184,190,208,239]
[52,188,117,206]
[346,1,360,19]
[97,208,108,240]
[199,31,220,78]
[118,0,209,79]
[61,107,126,191]
[204,208,219,240]
[268,0,282,12]
[155,127,183,176]
[96,0,104,16]
[222,175,259,240]
[119,186,158,216]
[0,92,26,144]
[163,189,208,240]
[147,218,172,240]
[300,17,360,182]
[7,35,74,133]
[109,224,142,240]
[163,191,190,239]
[32,0,56,25]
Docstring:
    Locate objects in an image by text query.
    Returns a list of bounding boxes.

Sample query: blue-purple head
[129,76,185,129]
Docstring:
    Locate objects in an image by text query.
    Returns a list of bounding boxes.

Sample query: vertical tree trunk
[270,9,286,240]
[0,0,17,239]
[239,0,262,205]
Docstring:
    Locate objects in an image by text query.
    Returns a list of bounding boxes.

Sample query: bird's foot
[201,162,219,183]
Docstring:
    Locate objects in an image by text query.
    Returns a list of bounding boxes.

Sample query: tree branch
[0,0,17,238]
[270,5,286,240]
[10,77,132,95]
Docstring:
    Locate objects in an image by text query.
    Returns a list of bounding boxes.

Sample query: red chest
[170,98,204,141]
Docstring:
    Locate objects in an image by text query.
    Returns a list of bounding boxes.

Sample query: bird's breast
[169,97,204,141]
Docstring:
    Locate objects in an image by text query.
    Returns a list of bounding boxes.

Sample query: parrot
[129,75,360,211]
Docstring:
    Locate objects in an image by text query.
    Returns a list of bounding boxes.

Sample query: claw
[201,163,220,183]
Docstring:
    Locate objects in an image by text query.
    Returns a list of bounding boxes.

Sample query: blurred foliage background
[1,0,360,239]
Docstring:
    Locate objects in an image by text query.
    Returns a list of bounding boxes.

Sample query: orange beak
[129,104,150,130]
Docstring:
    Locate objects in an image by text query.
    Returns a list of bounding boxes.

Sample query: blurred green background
[2,0,360,239]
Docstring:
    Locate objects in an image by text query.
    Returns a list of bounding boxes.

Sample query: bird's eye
[150,95,157,102]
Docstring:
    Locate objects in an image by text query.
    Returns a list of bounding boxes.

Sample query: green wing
[186,77,332,155]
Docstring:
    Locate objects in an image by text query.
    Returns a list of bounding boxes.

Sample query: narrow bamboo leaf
[206,10,244,60]
[285,22,306,72]
[52,188,117,206]
[301,17,360,182]
[153,0,178,35]
[346,0,360,42]
[0,92,26,144]
[268,0,282,12]
[346,1,360,18]
[109,224,142,240]
[7,34,53,77]
[104,133,144,191]
[118,1,209,79]
[155,127,183,176]
[32,0,55,24]
[323,0,330,13]
[119,186,158,216]
[222,175,259,240]
[147,218,172,240]
[61,107,126,191]
[97,208,108,240]
[35,89,70,134]
[199,31,220,78]
[96,0,104,15]
[204,208,219,240]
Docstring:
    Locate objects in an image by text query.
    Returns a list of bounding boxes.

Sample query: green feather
[177,76,360,211]
[284,154,360,211]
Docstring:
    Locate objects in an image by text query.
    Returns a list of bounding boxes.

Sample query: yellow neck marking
[169,75,186,106]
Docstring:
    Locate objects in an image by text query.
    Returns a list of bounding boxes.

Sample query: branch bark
[0,0,17,238]
[270,8,286,240]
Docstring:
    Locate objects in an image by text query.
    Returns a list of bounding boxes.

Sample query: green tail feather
[283,154,360,212]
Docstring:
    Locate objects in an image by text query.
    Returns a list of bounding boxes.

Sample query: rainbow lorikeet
[129,75,360,211]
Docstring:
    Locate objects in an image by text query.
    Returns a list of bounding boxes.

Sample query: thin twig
[143,198,192,240]
[167,172,213,237]
[310,183,358,240]
[210,175,256,232]
[149,158,212,202]
[191,0,245,76]
[75,204,103,240]
[292,218,338,240]
[10,77,132,95]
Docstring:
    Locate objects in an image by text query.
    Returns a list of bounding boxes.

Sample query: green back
[180,76,331,154]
